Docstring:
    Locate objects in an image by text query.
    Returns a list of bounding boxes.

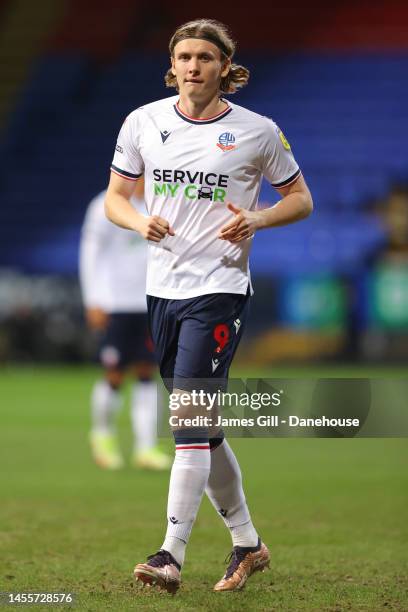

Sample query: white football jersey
[79,190,148,313]
[111,95,301,299]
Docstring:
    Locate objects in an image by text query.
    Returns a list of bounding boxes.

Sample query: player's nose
[188,58,200,73]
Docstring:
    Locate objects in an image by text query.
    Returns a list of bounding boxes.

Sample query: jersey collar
[173,100,232,125]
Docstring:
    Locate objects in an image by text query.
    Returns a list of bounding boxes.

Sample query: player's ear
[171,56,176,76]
[220,58,231,78]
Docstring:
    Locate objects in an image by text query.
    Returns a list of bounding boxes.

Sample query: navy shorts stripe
[173,428,210,444]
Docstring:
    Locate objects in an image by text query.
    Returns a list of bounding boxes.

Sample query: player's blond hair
[165,19,249,94]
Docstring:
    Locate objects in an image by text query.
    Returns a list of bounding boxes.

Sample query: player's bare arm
[219,174,313,243]
[105,172,175,242]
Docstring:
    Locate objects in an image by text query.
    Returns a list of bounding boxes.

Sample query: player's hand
[136,215,175,242]
[86,308,109,331]
[219,203,262,243]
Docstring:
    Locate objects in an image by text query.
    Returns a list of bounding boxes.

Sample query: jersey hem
[108,308,148,314]
[146,285,252,300]
[85,305,148,313]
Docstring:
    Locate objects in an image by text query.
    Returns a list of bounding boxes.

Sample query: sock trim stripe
[176,444,210,450]
[174,438,209,446]
[174,437,209,445]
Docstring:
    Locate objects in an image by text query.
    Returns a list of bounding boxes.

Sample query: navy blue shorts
[99,312,155,369]
[147,291,250,392]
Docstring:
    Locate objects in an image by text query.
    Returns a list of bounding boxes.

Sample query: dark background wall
[0,0,407,363]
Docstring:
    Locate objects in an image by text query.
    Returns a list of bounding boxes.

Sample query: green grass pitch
[1,365,407,611]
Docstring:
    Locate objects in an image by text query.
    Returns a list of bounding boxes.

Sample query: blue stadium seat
[0,53,405,274]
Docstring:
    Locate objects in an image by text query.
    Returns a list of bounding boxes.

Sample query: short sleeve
[261,118,301,188]
[111,110,144,181]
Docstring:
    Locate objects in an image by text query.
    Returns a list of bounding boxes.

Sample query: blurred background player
[79,177,171,471]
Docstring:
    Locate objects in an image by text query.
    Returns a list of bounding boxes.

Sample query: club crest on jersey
[217,132,236,151]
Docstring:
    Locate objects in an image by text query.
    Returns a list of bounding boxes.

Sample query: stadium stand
[0,0,65,134]
[0,1,407,276]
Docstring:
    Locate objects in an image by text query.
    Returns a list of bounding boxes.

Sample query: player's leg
[134,406,210,592]
[172,291,269,591]
[160,414,211,569]
[208,434,270,591]
[147,293,246,575]
[133,297,182,592]
[89,314,129,469]
[130,361,156,456]
[207,433,258,546]
[135,293,249,587]
[134,293,268,593]
[204,299,259,546]
[130,359,172,470]
[123,313,171,469]
[90,367,125,470]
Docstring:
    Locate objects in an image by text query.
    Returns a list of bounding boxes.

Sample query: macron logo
[212,358,220,373]
[233,319,241,334]
[160,130,171,143]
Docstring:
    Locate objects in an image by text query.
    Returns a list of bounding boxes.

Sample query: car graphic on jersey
[197,186,213,199]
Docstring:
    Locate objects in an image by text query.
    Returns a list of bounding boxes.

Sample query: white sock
[206,439,258,547]
[91,379,122,434]
[161,439,211,567]
[131,381,158,451]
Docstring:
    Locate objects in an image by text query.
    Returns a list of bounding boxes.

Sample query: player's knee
[105,369,124,389]
[172,427,209,449]
[132,361,156,381]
